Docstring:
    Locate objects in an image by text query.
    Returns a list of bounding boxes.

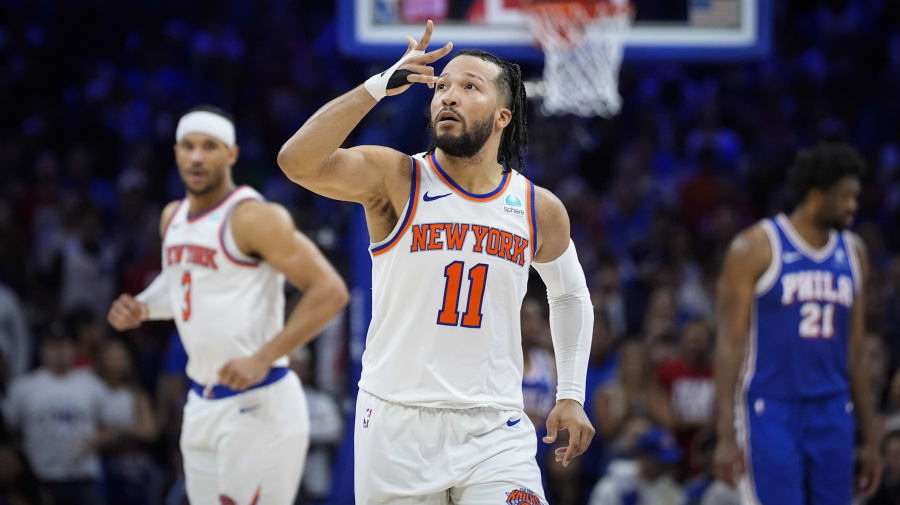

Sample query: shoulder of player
[841,230,867,256]
[159,200,183,237]
[532,185,568,227]
[842,230,869,272]
[229,199,295,236]
[531,185,571,262]
[723,221,773,275]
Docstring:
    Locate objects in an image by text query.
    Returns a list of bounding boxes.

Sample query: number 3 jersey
[161,186,288,386]
[744,213,861,400]
[359,152,538,410]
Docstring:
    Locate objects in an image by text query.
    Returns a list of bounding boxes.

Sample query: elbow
[277,146,302,182]
[333,278,351,310]
[276,144,315,185]
[322,275,350,315]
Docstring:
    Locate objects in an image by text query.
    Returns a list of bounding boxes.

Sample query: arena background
[1,1,899,504]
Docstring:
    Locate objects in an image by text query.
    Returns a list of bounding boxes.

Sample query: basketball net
[522,1,633,118]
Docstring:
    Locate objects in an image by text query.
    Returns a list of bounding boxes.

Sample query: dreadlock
[428,49,529,173]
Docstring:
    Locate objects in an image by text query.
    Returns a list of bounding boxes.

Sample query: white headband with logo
[175,111,235,147]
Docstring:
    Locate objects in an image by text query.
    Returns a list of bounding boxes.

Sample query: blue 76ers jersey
[359,151,538,410]
[743,214,861,400]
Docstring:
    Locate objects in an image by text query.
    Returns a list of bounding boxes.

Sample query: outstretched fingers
[416,20,434,52]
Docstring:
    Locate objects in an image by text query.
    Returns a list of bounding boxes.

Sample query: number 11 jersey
[359,152,538,410]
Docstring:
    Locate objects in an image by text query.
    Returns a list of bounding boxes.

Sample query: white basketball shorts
[354,389,547,505]
[180,371,309,505]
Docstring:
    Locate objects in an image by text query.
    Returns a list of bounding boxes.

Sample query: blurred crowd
[1,0,900,504]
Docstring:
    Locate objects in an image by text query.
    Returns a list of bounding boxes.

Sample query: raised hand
[365,20,453,101]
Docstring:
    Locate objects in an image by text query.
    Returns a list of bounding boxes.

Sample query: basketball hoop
[521,0,634,118]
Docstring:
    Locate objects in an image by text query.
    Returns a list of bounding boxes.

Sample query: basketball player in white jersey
[106,106,349,505]
[278,22,594,504]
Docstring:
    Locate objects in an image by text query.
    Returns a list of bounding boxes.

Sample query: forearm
[714,335,745,443]
[134,273,173,320]
[849,342,877,446]
[277,86,376,182]
[255,280,349,366]
[532,240,593,404]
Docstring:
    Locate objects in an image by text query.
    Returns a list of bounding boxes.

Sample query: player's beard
[817,210,854,231]
[429,111,494,159]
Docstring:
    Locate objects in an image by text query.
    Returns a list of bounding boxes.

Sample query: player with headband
[278,22,594,504]
[107,105,349,505]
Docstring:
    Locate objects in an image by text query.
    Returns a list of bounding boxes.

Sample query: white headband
[175,111,235,147]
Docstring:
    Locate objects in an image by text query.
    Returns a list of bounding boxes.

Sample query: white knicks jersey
[359,151,538,410]
[162,186,287,385]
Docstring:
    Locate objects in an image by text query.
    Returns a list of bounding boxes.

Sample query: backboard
[337,0,772,61]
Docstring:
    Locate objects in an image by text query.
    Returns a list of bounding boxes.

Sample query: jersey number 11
[437,261,488,328]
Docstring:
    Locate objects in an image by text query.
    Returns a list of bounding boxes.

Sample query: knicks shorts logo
[505,488,541,505]
[363,408,373,428]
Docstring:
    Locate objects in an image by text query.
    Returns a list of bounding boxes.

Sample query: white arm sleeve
[134,273,174,320]
[531,239,593,405]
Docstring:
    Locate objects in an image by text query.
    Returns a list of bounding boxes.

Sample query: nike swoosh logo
[423,192,451,202]
[507,418,522,427]
[239,405,260,414]
[782,252,803,264]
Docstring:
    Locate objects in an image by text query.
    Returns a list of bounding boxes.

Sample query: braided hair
[428,49,528,173]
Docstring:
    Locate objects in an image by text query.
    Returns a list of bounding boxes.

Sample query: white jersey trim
[370,157,419,256]
[219,197,261,267]
[842,231,862,294]
[753,219,782,296]
[775,213,837,263]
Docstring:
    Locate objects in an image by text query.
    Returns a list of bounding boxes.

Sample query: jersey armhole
[162,200,185,239]
[753,220,781,295]
[370,157,420,256]
[843,231,862,294]
[219,198,262,268]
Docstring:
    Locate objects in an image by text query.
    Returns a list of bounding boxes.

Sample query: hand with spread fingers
[107,294,148,331]
[543,399,595,467]
[364,20,453,100]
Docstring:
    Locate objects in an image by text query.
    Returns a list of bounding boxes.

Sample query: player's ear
[496,108,512,129]
[230,145,240,164]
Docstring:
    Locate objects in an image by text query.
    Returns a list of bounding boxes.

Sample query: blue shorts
[738,392,855,505]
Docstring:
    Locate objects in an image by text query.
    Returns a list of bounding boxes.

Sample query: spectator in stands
[3,325,116,505]
[93,339,159,505]
[656,318,716,475]
[290,351,342,504]
[588,427,685,505]
[594,341,672,449]
[64,308,108,370]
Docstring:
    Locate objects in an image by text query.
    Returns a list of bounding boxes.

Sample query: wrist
[364,74,386,102]
[253,348,278,368]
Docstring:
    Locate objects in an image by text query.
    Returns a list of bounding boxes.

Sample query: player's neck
[434,149,505,195]
[187,182,237,216]
[788,208,830,249]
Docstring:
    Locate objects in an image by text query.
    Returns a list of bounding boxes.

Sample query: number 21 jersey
[744,213,861,400]
[359,152,538,411]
